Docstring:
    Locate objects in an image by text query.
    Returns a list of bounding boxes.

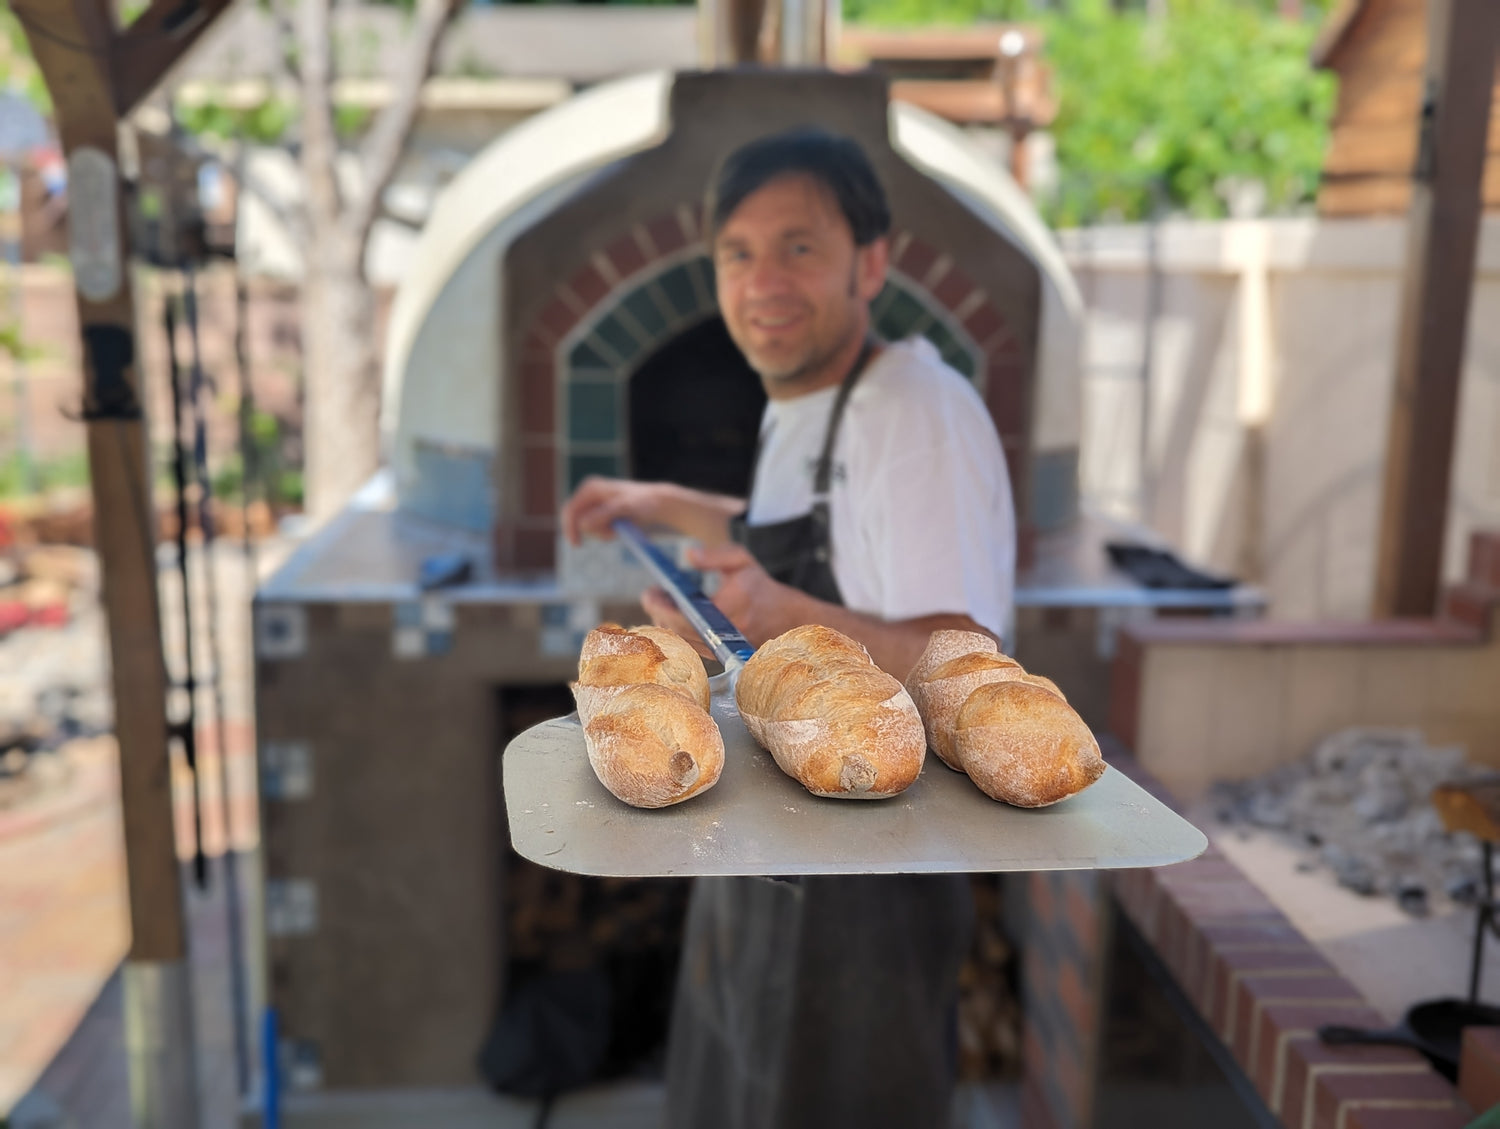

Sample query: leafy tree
[177,0,462,520]
[1043,0,1335,224]
[842,0,1337,225]
[0,3,48,113]
[844,0,1032,24]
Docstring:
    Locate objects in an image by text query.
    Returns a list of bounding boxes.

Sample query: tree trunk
[291,0,458,523]
[302,234,381,521]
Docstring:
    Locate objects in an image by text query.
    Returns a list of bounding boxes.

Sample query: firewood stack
[956,874,1023,1080]
[504,857,691,972]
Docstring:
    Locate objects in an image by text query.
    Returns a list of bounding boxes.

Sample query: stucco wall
[1061,217,1500,622]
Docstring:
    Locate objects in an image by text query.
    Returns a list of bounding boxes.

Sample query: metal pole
[1471,840,1493,1004]
[123,962,202,1129]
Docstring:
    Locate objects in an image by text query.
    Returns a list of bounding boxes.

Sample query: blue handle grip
[611,519,756,668]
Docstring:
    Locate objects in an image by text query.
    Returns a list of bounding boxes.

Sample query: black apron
[664,344,975,1129]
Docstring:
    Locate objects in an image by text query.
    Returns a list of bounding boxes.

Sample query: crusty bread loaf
[1020,673,1066,700]
[953,681,1103,807]
[571,624,722,808]
[906,630,1102,807]
[904,627,1003,683]
[579,683,724,808]
[573,623,710,721]
[904,629,1026,769]
[735,624,925,798]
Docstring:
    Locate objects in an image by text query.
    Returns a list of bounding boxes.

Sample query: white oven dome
[381,69,1083,538]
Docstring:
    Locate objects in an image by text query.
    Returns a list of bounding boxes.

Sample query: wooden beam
[13,0,186,962]
[1373,0,1500,617]
[113,0,239,116]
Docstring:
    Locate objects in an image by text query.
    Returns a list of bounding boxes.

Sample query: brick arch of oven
[503,206,1029,573]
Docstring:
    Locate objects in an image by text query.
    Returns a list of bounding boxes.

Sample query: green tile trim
[567,452,622,491]
[567,381,619,443]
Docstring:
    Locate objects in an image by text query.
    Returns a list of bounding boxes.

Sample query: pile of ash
[1210,728,1493,916]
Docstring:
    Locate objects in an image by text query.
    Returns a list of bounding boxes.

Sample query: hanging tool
[230,228,262,578]
[163,290,208,889]
[180,263,253,1097]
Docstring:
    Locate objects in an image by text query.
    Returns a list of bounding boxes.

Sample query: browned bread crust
[904,630,1024,769]
[571,624,721,808]
[581,683,725,809]
[906,630,1103,807]
[573,623,710,720]
[954,681,1104,807]
[735,624,925,798]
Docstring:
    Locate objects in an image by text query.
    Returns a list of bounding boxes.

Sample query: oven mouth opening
[627,314,767,499]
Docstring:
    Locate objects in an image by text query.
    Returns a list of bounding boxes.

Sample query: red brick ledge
[1106,743,1472,1129]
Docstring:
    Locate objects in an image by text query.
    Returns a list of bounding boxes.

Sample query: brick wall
[1018,749,1473,1129]
[1019,870,1110,1129]
[502,204,1030,573]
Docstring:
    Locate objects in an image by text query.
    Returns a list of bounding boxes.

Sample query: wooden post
[16,0,185,967]
[1373,0,1500,618]
[13,1,235,1122]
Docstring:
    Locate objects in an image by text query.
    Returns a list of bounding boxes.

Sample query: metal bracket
[79,324,142,421]
[1415,80,1439,184]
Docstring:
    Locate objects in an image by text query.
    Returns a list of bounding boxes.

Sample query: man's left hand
[640,543,805,653]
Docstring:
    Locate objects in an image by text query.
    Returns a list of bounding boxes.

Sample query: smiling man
[563,129,1015,678]
[560,127,1017,1128]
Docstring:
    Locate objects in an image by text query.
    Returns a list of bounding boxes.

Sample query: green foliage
[334,103,374,141]
[176,95,296,146]
[491,0,691,6]
[0,3,51,114]
[0,450,89,498]
[158,408,303,509]
[0,321,40,363]
[1042,0,1336,225]
[239,407,304,509]
[844,0,1029,25]
[841,0,1336,225]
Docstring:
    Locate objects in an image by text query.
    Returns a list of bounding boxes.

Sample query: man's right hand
[560,476,668,546]
[560,477,747,548]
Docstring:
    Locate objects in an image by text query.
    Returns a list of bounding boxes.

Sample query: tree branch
[296,0,342,233]
[268,0,301,86]
[346,0,459,251]
[113,0,238,116]
[234,146,309,248]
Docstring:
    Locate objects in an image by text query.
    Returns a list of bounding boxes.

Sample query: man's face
[712,173,888,396]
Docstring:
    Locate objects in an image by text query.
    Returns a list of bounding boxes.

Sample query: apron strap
[741,336,880,513]
[806,336,878,566]
[812,336,879,499]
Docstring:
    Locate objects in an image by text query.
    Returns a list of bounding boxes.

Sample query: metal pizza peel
[502,520,1207,877]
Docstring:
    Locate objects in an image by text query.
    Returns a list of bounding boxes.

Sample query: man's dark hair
[706,127,892,247]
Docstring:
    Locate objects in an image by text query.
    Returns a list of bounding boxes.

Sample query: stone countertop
[260,477,1268,615]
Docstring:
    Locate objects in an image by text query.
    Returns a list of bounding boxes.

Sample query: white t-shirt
[746,337,1016,639]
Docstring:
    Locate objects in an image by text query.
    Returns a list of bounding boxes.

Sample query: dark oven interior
[628,315,766,498]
